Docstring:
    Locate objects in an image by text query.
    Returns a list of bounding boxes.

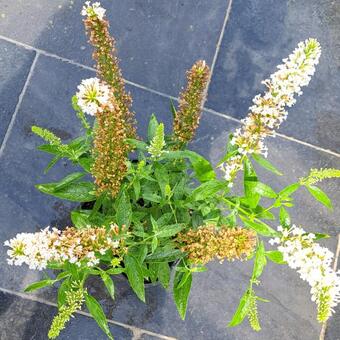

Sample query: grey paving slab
[0,39,35,144]
[206,0,340,153]
[0,0,229,97]
[0,291,133,340]
[0,55,339,339]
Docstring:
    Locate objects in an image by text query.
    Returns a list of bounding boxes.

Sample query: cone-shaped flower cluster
[177,225,256,264]
[270,225,340,322]
[173,60,210,146]
[147,123,166,159]
[4,225,121,270]
[82,1,136,139]
[91,93,130,197]
[220,39,321,182]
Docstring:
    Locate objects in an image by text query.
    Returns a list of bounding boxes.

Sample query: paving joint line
[0,51,39,158]
[202,0,233,107]
[0,34,339,159]
[0,287,176,340]
[319,234,340,340]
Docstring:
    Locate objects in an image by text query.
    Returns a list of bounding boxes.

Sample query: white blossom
[220,39,321,183]
[4,226,121,271]
[75,77,110,116]
[270,225,340,322]
[81,1,106,20]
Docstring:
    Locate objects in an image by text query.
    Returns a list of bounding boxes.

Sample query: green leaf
[36,181,96,202]
[157,224,185,238]
[133,180,141,200]
[71,210,90,229]
[190,180,225,201]
[161,150,215,182]
[124,254,145,302]
[24,279,55,292]
[148,114,159,142]
[54,172,85,191]
[252,154,282,176]
[146,248,183,263]
[100,272,115,300]
[306,185,332,209]
[265,250,286,264]
[279,207,291,228]
[126,138,148,151]
[252,182,277,198]
[244,158,260,208]
[78,157,93,173]
[151,236,158,253]
[57,277,70,307]
[106,267,125,275]
[44,155,61,174]
[37,144,60,155]
[157,262,170,289]
[253,241,266,279]
[312,233,330,240]
[242,218,277,237]
[170,99,177,118]
[173,270,192,320]
[115,192,132,227]
[85,294,113,340]
[228,291,250,327]
[279,183,300,198]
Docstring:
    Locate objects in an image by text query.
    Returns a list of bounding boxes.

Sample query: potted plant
[4,2,340,339]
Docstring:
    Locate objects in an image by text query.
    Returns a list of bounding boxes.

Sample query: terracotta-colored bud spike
[83,14,136,140]
[92,95,129,197]
[177,225,256,265]
[173,60,210,147]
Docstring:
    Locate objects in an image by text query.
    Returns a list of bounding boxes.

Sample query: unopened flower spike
[220,38,321,183]
[299,168,340,186]
[147,123,166,159]
[173,60,210,147]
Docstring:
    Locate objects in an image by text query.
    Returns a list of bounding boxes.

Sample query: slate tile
[139,334,169,340]
[206,0,340,153]
[0,0,229,96]
[0,40,35,144]
[0,291,133,340]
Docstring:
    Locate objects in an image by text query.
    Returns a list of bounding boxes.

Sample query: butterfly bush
[4,2,340,339]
